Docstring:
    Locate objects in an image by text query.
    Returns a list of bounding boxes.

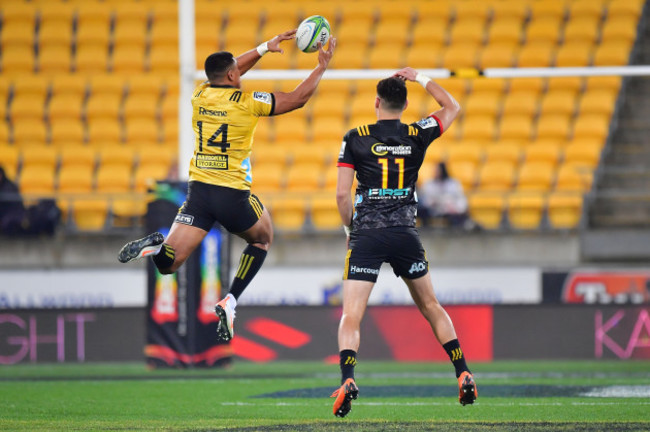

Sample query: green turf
[0,361,648,431]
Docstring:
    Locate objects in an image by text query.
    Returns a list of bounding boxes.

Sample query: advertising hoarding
[0,308,145,364]
[239,266,541,306]
[0,269,146,309]
[543,270,650,304]
[2,305,647,363]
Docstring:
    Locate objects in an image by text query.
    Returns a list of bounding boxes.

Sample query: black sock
[339,349,357,384]
[228,245,267,300]
[152,243,175,271]
[443,339,470,378]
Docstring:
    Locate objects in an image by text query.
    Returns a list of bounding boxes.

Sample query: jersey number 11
[378,158,405,189]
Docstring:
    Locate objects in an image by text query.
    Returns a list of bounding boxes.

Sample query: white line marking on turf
[315,372,650,379]
[579,386,650,398]
[222,401,650,407]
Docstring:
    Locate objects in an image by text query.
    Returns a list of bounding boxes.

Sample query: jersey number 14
[197,122,231,153]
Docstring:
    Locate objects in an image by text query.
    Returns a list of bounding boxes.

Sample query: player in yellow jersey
[118,30,336,341]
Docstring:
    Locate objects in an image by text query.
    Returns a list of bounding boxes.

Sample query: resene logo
[199,107,227,117]
[371,143,412,156]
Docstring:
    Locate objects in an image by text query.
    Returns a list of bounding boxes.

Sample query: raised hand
[393,67,418,82]
[317,36,336,69]
[267,29,297,54]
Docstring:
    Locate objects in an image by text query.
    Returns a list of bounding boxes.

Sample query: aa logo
[409,262,426,274]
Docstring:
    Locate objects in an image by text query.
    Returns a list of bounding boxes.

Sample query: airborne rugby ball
[296,15,331,53]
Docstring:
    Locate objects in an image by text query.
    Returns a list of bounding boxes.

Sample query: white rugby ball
[296,15,331,53]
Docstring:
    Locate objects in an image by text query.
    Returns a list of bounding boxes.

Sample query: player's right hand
[267,29,297,54]
[393,67,418,82]
[317,36,336,69]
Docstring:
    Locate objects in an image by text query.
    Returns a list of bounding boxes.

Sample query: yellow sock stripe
[342,249,352,280]
[163,244,174,259]
[237,255,252,279]
[451,348,463,361]
[239,255,255,279]
[235,254,249,279]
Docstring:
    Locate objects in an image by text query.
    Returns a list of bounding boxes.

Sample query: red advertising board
[562,271,650,304]
[230,306,493,362]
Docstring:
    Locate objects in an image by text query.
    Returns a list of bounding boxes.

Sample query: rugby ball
[296,15,331,53]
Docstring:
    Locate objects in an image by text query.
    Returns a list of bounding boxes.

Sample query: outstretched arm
[393,67,461,132]
[236,29,297,75]
[336,166,355,234]
[272,37,336,115]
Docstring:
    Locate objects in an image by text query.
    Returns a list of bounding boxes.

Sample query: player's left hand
[267,29,297,54]
[393,67,418,82]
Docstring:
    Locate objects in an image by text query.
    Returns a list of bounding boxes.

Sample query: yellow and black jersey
[189,82,275,190]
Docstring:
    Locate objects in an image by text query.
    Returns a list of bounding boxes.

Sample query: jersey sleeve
[247,91,275,117]
[412,114,443,146]
[336,131,355,169]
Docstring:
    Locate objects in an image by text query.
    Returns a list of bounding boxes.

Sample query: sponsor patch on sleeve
[416,117,439,129]
[253,91,272,104]
[338,140,347,159]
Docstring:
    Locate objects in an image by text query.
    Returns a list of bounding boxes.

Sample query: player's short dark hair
[205,51,236,81]
[377,77,407,111]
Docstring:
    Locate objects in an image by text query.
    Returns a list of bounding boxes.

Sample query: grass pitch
[1,360,648,431]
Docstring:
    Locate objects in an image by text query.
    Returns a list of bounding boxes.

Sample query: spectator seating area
[0,0,645,231]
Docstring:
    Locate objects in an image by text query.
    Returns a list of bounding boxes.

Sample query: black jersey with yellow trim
[337,115,443,230]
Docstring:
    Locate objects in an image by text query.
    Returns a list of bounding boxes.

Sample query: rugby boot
[330,378,359,417]
[215,297,236,341]
[118,232,165,263]
[458,371,477,406]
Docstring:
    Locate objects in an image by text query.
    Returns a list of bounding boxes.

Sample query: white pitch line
[314,372,650,380]
[580,386,650,398]
[221,401,650,407]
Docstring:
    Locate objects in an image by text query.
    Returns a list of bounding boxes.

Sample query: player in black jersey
[330,68,476,417]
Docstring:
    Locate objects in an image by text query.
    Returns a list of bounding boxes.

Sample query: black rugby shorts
[175,181,264,233]
[343,226,429,282]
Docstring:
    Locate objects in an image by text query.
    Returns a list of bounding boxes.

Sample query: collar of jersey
[209,84,237,88]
